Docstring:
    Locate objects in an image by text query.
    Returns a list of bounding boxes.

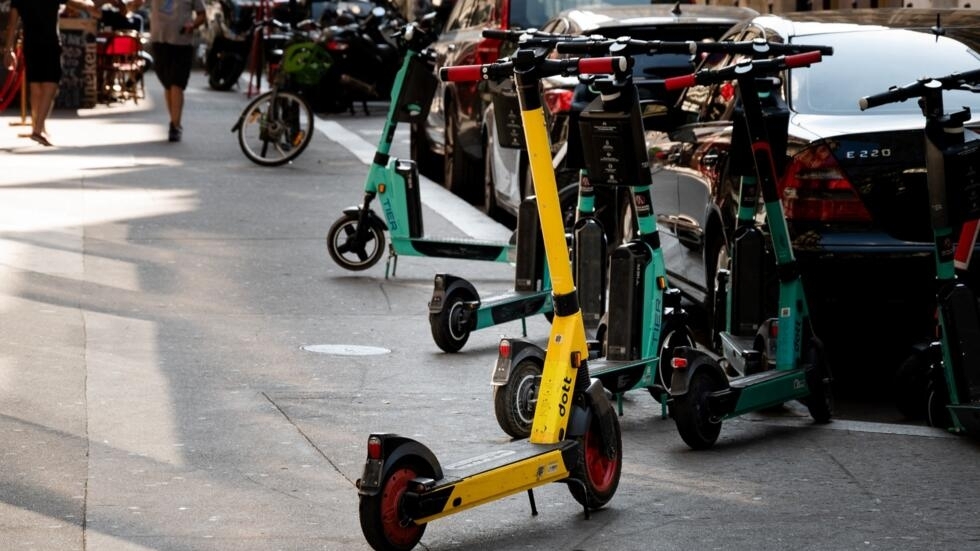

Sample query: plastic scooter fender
[428,274,479,315]
[491,338,545,386]
[356,434,443,497]
[566,378,618,453]
[341,205,389,232]
[669,347,729,397]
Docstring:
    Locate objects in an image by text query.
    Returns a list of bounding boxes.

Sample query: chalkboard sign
[56,18,98,109]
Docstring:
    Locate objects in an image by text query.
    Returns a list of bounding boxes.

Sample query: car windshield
[790,29,980,115]
[509,0,652,30]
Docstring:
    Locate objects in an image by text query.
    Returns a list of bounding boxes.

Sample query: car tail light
[474,36,503,66]
[326,39,348,52]
[779,143,872,223]
[543,89,573,115]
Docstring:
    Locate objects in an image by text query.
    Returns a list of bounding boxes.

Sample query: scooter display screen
[578,97,651,188]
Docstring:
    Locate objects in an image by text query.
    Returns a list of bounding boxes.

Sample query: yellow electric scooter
[355,44,631,551]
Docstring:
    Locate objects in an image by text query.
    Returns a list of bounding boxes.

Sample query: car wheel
[444,103,480,203]
[705,229,729,348]
[410,120,442,183]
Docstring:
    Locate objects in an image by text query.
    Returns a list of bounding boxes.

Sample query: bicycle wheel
[237,90,314,166]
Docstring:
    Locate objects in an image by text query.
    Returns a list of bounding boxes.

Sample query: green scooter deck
[392,236,512,262]
[475,289,552,328]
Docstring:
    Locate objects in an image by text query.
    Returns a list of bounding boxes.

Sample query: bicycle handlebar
[664,51,823,91]
[858,67,980,111]
[440,55,629,83]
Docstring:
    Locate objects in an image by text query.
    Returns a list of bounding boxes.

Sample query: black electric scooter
[861,68,980,436]
[356,48,629,551]
[662,51,835,450]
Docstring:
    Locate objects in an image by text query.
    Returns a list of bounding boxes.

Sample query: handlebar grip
[555,38,610,55]
[664,74,696,91]
[578,56,627,75]
[440,65,485,82]
[784,50,821,68]
[482,28,512,40]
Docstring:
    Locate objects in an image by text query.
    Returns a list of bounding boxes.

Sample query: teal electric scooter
[325,19,513,277]
[861,68,980,436]
[663,51,835,449]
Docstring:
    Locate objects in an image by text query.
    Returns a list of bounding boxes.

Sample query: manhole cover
[302,344,391,356]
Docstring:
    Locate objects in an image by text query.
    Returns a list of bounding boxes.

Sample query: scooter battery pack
[514,198,544,292]
[606,241,650,361]
[943,140,980,226]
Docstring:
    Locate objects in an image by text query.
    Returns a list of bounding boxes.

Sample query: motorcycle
[312,1,406,114]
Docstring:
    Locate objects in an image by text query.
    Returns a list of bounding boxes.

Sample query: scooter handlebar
[859,67,980,111]
[440,55,629,83]
[664,51,823,91]
[556,36,832,58]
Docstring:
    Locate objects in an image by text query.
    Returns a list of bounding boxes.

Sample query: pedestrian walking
[3,0,101,146]
[125,0,206,142]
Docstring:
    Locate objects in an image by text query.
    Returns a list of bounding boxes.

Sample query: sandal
[29,133,53,147]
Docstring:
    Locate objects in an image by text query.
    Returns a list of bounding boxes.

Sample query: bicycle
[231,19,328,166]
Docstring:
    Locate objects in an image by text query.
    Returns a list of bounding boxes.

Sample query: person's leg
[31,82,59,139]
[167,85,184,128]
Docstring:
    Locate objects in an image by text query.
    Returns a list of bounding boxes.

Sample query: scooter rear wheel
[359,461,426,551]
[237,90,314,167]
[568,410,621,509]
[493,358,542,439]
[326,212,386,271]
[673,370,723,450]
[429,288,475,353]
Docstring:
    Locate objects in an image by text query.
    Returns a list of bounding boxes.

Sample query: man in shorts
[126,0,206,142]
[3,0,101,146]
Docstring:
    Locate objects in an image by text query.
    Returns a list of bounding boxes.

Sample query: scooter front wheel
[801,337,833,424]
[493,358,542,439]
[359,461,426,551]
[673,370,723,450]
[326,212,386,271]
[429,288,475,353]
[568,409,622,509]
[237,90,314,166]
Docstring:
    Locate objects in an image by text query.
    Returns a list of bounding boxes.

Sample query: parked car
[481,3,757,237]
[413,0,685,201]
[647,10,980,387]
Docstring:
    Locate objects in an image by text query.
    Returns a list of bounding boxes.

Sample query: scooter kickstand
[526,489,538,516]
[563,478,591,519]
[385,244,398,279]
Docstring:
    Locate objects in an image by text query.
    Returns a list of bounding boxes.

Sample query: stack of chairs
[99,30,146,104]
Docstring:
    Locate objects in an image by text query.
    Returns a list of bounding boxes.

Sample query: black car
[412,0,685,202]
[481,3,756,237]
[647,10,980,386]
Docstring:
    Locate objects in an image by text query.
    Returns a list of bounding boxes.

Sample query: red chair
[100,30,145,104]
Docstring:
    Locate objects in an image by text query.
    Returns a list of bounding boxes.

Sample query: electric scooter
[325,18,513,277]
[426,31,614,353]
[661,51,835,450]
[491,37,703,439]
[860,69,980,436]
[356,48,630,551]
